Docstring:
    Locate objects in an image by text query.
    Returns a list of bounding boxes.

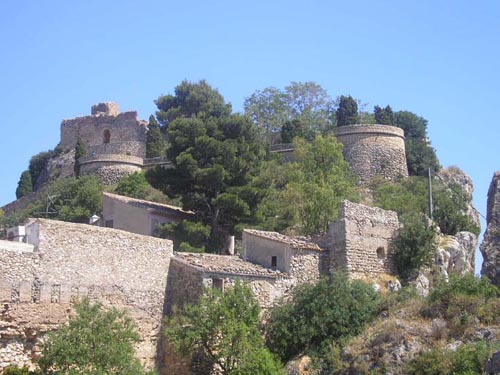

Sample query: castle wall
[60,109,147,158]
[329,201,399,279]
[333,124,408,183]
[0,219,173,371]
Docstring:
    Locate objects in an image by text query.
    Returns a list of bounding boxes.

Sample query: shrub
[392,214,437,282]
[265,276,381,363]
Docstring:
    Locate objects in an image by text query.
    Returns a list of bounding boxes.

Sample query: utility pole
[428,168,434,221]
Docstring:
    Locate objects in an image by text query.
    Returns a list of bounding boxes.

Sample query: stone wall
[0,219,173,371]
[60,105,147,157]
[333,124,408,183]
[289,250,329,285]
[88,141,146,158]
[328,201,399,278]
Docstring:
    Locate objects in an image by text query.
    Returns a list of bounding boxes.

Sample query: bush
[265,276,381,363]
[39,298,153,374]
[392,214,437,282]
[3,367,39,375]
[115,172,150,199]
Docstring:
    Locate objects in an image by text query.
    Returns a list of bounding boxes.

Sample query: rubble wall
[0,219,173,371]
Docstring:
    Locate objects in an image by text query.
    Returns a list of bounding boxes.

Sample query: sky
[1,0,498,273]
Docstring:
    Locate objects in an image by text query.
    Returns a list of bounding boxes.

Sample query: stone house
[101,192,193,236]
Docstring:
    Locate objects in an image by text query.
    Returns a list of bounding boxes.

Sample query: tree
[155,80,231,130]
[244,82,334,142]
[16,170,33,199]
[32,176,102,223]
[39,298,152,375]
[374,105,394,125]
[266,276,381,365]
[115,172,150,199]
[257,135,358,235]
[335,95,358,126]
[280,119,304,143]
[74,138,87,177]
[29,150,56,189]
[165,281,283,375]
[145,115,165,158]
[149,81,266,252]
[393,111,440,176]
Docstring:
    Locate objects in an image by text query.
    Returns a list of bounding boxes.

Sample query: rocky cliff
[481,171,500,285]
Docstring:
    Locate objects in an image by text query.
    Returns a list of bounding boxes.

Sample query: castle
[0,102,410,373]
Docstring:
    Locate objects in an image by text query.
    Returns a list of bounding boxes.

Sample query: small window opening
[376,247,385,260]
[7,232,14,241]
[271,256,277,268]
[213,278,224,293]
[103,129,111,144]
[105,219,114,228]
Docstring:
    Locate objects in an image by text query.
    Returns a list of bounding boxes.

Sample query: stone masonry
[333,124,408,183]
[0,219,173,371]
[328,200,400,279]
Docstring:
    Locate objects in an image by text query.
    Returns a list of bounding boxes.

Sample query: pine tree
[335,95,358,126]
[145,115,165,158]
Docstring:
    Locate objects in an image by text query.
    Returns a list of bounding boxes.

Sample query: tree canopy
[145,115,165,158]
[374,105,394,125]
[148,80,266,252]
[335,95,359,126]
[16,170,32,199]
[393,111,440,176]
[244,82,334,142]
[257,135,358,235]
[39,298,153,375]
[165,281,283,375]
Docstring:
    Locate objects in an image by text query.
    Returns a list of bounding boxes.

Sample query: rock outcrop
[481,171,500,286]
[438,166,480,230]
[436,231,477,280]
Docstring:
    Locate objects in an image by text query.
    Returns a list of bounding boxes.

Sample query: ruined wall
[329,201,399,279]
[60,104,147,157]
[289,249,329,285]
[333,124,408,183]
[0,219,173,371]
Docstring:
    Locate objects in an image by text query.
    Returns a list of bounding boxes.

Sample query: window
[213,278,224,293]
[103,129,111,144]
[271,256,277,268]
[376,247,385,260]
[105,219,114,228]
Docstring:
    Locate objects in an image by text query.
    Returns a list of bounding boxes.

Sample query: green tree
[74,138,87,177]
[244,82,334,142]
[115,172,150,199]
[32,176,102,223]
[335,95,358,126]
[146,115,165,158]
[394,111,440,176]
[165,281,283,375]
[266,276,381,364]
[258,135,358,235]
[155,79,231,130]
[155,219,210,252]
[28,150,56,189]
[374,105,394,125]
[16,170,33,199]
[149,81,266,252]
[280,119,304,143]
[392,213,437,282]
[39,298,152,375]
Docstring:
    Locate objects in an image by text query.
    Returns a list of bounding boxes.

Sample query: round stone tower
[333,124,408,183]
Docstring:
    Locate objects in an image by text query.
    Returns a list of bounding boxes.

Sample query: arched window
[103,129,111,144]
[376,246,385,260]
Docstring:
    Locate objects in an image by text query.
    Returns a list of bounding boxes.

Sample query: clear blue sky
[1,1,499,272]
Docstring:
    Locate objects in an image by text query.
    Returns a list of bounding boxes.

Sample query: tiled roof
[103,192,193,215]
[174,252,287,278]
[244,229,323,251]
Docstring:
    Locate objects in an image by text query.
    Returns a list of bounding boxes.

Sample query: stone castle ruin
[0,200,401,372]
